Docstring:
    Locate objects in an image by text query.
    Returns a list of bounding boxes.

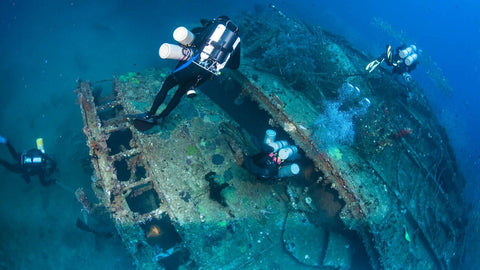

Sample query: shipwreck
[75,6,466,270]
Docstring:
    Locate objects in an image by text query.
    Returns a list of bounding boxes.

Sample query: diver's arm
[6,141,21,161]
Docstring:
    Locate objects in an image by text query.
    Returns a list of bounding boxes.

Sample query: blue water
[1,0,478,269]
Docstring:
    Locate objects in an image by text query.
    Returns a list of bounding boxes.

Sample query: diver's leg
[0,160,22,173]
[6,141,21,161]
[147,75,179,117]
[157,83,191,119]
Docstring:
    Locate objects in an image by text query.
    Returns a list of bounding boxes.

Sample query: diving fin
[365,58,384,73]
[126,113,162,132]
[0,135,6,144]
[133,118,157,132]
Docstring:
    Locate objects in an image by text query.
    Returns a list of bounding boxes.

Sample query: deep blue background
[0,0,478,269]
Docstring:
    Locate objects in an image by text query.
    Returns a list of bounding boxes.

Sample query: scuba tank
[200,22,240,65]
[158,26,196,61]
[160,20,240,75]
[159,43,194,61]
[197,20,240,74]
[277,145,298,161]
[263,129,288,152]
[264,129,276,145]
[399,45,417,58]
[173,26,195,46]
[277,163,300,178]
[404,53,418,66]
[36,138,45,153]
[398,45,418,66]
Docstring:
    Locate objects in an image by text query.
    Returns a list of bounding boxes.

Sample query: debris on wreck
[75,5,467,270]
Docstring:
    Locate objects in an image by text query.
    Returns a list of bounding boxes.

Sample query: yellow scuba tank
[36,138,45,153]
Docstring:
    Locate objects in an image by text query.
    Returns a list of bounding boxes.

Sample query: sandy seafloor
[1,0,479,269]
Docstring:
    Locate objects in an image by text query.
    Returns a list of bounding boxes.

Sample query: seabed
[75,7,466,270]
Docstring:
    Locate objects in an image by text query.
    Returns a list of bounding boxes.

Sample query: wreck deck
[77,69,349,269]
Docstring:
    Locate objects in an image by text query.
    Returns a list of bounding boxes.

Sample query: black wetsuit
[146,16,241,120]
[0,141,57,186]
[244,151,281,180]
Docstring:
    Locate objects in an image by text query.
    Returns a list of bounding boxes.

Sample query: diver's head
[216,15,230,21]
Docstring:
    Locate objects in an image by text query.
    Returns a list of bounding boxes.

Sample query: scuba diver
[244,129,301,181]
[0,136,57,186]
[130,15,241,131]
[365,44,419,83]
